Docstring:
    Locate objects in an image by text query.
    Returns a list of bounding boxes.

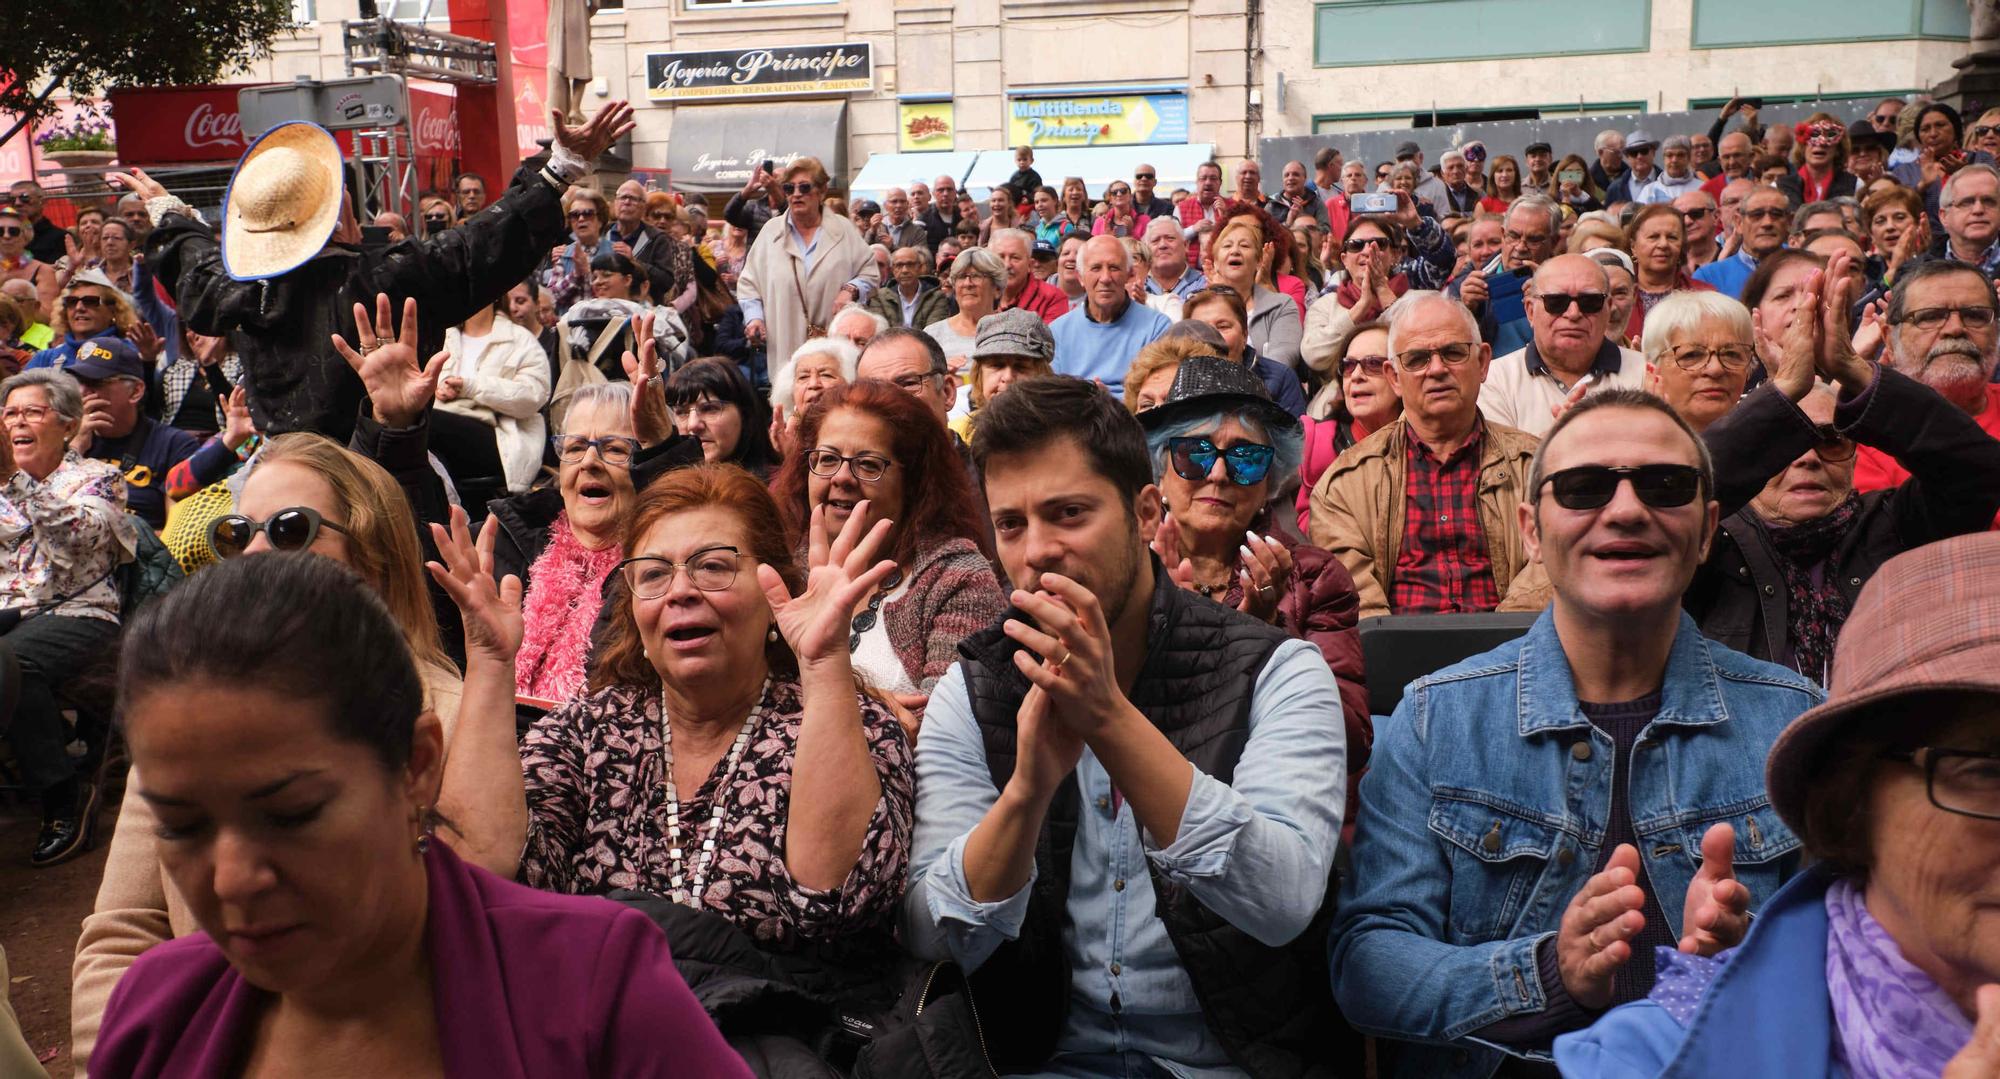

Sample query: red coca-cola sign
[409,88,462,156]
[109,85,258,164]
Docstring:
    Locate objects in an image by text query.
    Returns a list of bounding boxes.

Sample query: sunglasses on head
[1167,436,1276,486]
[1540,464,1703,511]
[209,507,350,558]
[1539,292,1607,317]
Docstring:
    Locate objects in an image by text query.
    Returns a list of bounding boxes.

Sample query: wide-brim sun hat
[222,121,345,282]
[1766,533,2000,847]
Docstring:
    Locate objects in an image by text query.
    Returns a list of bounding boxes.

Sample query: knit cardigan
[877,536,1007,693]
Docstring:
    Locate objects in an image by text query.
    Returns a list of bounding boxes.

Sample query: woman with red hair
[770,380,1005,723]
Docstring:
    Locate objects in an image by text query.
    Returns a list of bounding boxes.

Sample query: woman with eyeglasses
[1137,355,1370,827]
[1090,180,1150,240]
[1296,321,1402,529]
[542,187,613,317]
[1687,252,2000,680]
[663,356,777,477]
[1302,215,1412,382]
[70,431,469,1067]
[0,369,128,869]
[735,157,879,380]
[431,464,915,1021]
[490,378,701,705]
[85,553,745,1079]
[769,380,1001,729]
[1560,533,2000,1078]
[1624,204,1717,342]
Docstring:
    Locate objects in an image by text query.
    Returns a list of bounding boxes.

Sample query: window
[1315,0,1648,67]
[1690,0,1967,47]
[686,0,836,8]
[290,0,314,21]
[387,0,448,23]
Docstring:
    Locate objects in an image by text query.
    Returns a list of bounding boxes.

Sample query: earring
[767,626,779,643]
[414,805,435,856]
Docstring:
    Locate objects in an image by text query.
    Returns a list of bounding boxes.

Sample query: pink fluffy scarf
[515,511,623,702]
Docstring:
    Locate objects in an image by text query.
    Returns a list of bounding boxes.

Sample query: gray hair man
[1481,254,1648,437]
[1048,234,1171,393]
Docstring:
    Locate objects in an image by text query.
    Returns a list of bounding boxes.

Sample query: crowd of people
[4,90,2000,1077]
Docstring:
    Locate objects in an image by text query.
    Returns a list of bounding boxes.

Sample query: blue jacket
[27,326,124,372]
[1553,866,1845,1078]
[1328,608,1822,1079]
[1692,251,1758,300]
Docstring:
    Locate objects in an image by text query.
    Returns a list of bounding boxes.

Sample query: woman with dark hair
[434,464,914,949]
[663,355,777,475]
[1780,111,1862,204]
[769,381,1003,722]
[1481,155,1523,213]
[88,553,746,1076]
[1300,214,1415,380]
[1891,102,1995,226]
[1183,287,1308,415]
[589,251,648,303]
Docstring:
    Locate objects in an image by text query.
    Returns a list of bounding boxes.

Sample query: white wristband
[547,141,590,183]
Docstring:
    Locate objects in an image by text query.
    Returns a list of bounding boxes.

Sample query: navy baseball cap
[1032,238,1058,259]
[66,336,146,382]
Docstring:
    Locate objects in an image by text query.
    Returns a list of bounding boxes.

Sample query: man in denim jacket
[1330,388,1824,1078]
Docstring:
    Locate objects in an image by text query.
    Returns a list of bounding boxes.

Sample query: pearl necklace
[660,676,770,907]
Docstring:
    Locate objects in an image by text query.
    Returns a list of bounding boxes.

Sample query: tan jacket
[734,210,880,374]
[69,666,462,1075]
[1307,417,1553,620]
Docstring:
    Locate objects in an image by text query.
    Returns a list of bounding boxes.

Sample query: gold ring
[1051,648,1071,674]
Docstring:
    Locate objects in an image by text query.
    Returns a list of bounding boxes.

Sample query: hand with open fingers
[1852,299,1887,362]
[1237,531,1294,624]
[1557,844,1648,1010]
[1551,375,1595,422]
[1678,822,1751,955]
[425,505,523,665]
[221,386,257,450]
[105,168,168,202]
[554,101,637,163]
[768,403,793,459]
[1817,251,1876,390]
[759,500,899,667]
[64,232,81,268]
[1945,985,2000,1079]
[620,311,672,445]
[331,294,444,428]
[1393,190,1422,230]
[1003,573,1120,737]
[130,321,163,364]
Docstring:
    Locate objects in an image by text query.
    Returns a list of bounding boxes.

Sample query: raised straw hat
[221,121,344,281]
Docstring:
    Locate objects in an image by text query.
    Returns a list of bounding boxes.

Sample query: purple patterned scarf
[1825,878,1974,1077]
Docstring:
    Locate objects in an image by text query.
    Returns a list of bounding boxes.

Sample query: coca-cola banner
[109,85,256,164]
[409,86,462,157]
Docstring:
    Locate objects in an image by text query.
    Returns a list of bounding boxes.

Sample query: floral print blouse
[0,452,130,623]
[519,676,914,949]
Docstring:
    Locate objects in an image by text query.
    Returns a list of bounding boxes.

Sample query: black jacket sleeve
[1701,381,1823,516]
[1837,366,2000,545]
[359,159,568,335]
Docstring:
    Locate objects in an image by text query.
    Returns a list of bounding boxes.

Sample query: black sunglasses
[1810,423,1857,463]
[209,507,350,558]
[1540,464,1703,510]
[1540,293,1607,317]
[781,182,816,195]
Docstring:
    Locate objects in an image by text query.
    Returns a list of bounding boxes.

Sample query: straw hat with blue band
[221,121,345,282]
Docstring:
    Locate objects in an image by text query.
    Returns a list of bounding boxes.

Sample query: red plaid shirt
[1391,421,1501,613]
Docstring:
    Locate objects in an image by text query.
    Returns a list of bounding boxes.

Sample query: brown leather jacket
[1305,416,1553,619]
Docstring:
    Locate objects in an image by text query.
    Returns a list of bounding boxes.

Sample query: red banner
[504,0,552,160]
[108,85,260,165]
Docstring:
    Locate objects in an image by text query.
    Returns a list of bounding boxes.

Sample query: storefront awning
[847,151,978,205]
[665,101,847,196]
[963,143,1216,199]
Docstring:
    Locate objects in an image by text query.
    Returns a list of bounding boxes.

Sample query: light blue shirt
[902,639,1346,1078]
[739,218,875,324]
[1145,266,1208,301]
[1049,299,1172,397]
[1692,249,1760,299]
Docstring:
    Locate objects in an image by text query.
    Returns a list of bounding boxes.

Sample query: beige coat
[441,320,552,494]
[69,666,462,1075]
[1306,417,1553,620]
[734,211,879,373]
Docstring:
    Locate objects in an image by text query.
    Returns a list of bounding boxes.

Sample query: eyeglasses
[1167,436,1276,486]
[1950,195,2000,212]
[888,371,943,394]
[780,183,816,195]
[806,448,894,482]
[1343,236,1391,253]
[1666,343,1755,371]
[1539,292,1607,317]
[1503,229,1551,247]
[1394,342,1478,371]
[423,214,450,226]
[1681,207,1715,221]
[1899,305,1999,329]
[551,434,640,467]
[1975,126,2000,140]
[0,226,19,238]
[616,547,746,599]
[1134,172,1156,181]
[62,294,106,309]
[568,209,598,220]
[1882,747,2000,820]
[0,404,53,424]
[1809,423,1857,463]
[1742,206,1790,221]
[1107,188,1131,197]
[209,507,350,558]
[1539,464,1703,510]
[1340,354,1390,377]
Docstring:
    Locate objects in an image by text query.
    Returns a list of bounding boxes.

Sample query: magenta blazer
[92,842,752,1078]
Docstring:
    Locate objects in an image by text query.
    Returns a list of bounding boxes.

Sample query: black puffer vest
[955,562,1350,1077]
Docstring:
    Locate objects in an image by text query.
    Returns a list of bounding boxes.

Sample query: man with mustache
[1853,259,2000,528]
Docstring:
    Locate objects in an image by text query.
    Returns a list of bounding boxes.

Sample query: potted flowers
[36,104,116,170]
